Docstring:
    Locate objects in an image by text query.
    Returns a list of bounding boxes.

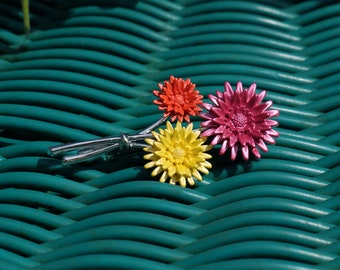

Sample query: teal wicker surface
[0,0,339,269]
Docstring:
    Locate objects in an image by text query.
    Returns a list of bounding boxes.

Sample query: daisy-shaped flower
[144,121,212,187]
[153,76,203,122]
[200,81,279,160]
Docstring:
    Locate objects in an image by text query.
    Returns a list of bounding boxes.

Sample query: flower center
[174,94,185,105]
[173,147,185,161]
[231,113,248,128]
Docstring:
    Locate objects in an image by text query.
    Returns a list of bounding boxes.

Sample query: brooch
[48,76,279,187]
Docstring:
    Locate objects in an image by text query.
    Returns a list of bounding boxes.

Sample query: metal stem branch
[48,117,167,165]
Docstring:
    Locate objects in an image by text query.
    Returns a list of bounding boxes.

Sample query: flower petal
[201,128,216,137]
[222,128,233,139]
[179,176,187,187]
[220,139,228,155]
[257,139,268,152]
[145,161,156,169]
[152,166,163,176]
[252,147,261,159]
[230,145,238,160]
[236,81,243,94]
[224,82,234,97]
[215,125,226,134]
[263,134,276,144]
[266,119,279,126]
[160,171,168,183]
[229,134,238,147]
[266,129,280,137]
[256,91,266,104]
[247,83,256,101]
[197,165,209,175]
[211,135,222,145]
[192,169,202,181]
[187,177,196,186]
[202,103,213,111]
[267,109,280,117]
[209,94,219,106]
[242,145,249,160]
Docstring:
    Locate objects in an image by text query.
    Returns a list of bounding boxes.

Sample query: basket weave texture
[0,1,339,269]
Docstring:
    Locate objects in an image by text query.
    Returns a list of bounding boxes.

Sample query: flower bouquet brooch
[48,76,279,187]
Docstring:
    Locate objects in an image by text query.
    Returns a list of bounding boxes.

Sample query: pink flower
[200,81,279,160]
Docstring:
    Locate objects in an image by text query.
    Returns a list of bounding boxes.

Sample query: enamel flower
[144,121,212,187]
[153,76,203,122]
[200,81,279,160]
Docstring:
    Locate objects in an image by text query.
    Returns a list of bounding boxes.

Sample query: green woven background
[0,0,339,269]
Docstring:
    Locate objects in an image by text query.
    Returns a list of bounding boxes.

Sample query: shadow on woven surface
[0,0,339,269]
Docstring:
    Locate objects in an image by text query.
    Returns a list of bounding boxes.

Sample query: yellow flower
[144,121,212,187]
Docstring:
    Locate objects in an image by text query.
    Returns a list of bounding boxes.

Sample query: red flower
[200,82,279,160]
[153,76,203,122]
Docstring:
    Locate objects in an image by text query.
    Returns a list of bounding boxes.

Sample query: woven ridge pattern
[0,0,339,269]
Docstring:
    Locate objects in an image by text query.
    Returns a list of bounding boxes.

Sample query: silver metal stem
[62,143,119,165]
[48,122,158,165]
[47,136,120,156]
[139,116,167,134]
